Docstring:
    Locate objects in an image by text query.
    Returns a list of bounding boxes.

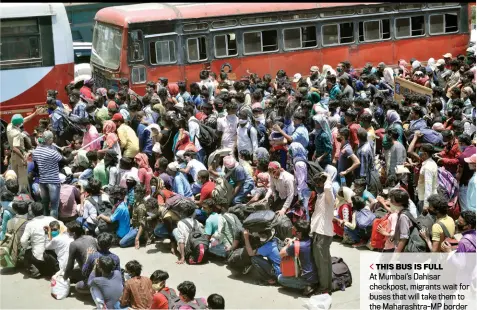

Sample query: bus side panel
[0,63,74,132]
[392,34,468,64]
[320,46,350,69]
[348,41,394,68]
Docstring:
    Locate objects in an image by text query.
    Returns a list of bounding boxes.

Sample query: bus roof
[0,3,64,19]
[95,2,381,27]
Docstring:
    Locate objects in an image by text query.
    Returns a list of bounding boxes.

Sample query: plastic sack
[51,274,70,300]
[303,294,332,310]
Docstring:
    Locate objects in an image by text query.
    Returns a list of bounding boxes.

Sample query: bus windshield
[91,22,122,70]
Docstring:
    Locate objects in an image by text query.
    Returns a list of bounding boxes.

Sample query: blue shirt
[291,124,309,149]
[257,238,282,276]
[110,202,130,238]
[286,239,318,284]
[32,145,63,184]
[467,173,476,212]
[173,172,193,197]
[362,190,376,202]
[136,124,153,155]
[205,212,220,236]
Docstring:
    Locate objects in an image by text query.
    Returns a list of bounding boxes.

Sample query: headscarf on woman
[135,153,151,170]
[167,83,179,97]
[427,58,436,71]
[173,130,197,153]
[135,153,153,194]
[386,110,401,125]
[313,114,332,141]
[289,142,307,165]
[102,120,118,148]
[336,186,355,208]
[398,59,409,78]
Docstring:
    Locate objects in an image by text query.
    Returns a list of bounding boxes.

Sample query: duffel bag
[243,210,276,233]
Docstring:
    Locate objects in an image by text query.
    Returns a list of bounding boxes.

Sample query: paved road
[0,240,360,309]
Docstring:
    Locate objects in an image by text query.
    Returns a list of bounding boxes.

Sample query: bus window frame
[282,25,318,51]
[321,22,355,47]
[394,15,426,39]
[428,12,459,36]
[150,39,178,65]
[183,22,209,33]
[0,16,54,70]
[211,19,238,29]
[186,36,208,63]
[131,65,147,84]
[242,29,279,55]
[397,4,425,11]
[359,19,392,43]
[128,29,145,63]
[213,33,238,59]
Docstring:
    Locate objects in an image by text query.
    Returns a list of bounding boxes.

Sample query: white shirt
[188,117,203,152]
[186,159,207,182]
[310,180,335,237]
[82,194,109,224]
[45,233,74,270]
[237,123,258,157]
[418,158,438,207]
[217,115,238,149]
[175,218,204,244]
[270,171,297,211]
[20,216,65,261]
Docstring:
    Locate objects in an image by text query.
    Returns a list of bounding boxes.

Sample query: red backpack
[370,213,390,249]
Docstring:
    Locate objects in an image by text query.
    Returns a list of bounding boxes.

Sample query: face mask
[359,122,365,127]
[238,119,248,125]
[124,272,131,281]
[390,203,402,212]
[337,67,343,73]
[51,231,60,238]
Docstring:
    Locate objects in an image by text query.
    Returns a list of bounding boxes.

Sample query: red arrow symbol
[370,264,374,270]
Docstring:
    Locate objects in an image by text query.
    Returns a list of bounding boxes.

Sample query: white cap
[176,150,185,159]
[293,73,302,83]
[167,162,180,172]
[395,165,410,175]
[443,53,452,58]
[152,142,161,154]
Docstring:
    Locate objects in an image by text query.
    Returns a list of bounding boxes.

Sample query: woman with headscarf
[172,129,197,153]
[333,187,355,238]
[223,155,255,205]
[398,59,410,79]
[312,115,333,168]
[134,153,154,195]
[319,65,337,92]
[328,117,341,165]
[288,142,312,220]
[99,120,122,160]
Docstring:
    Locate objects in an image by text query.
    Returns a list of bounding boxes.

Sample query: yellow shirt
[431,215,456,242]
[117,123,139,158]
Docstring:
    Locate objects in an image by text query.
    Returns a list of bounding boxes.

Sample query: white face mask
[238,119,248,125]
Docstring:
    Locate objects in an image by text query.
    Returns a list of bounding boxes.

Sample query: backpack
[164,195,197,219]
[295,159,323,190]
[0,218,28,267]
[403,211,435,253]
[222,213,243,245]
[272,215,293,241]
[331,257,353,292]
[242,210,276,233]
[245,123,266,148]
[162,289,207,310]
[87,196,118,234]
[182,219,209,264]
[370,213,390,249]
[190,119,217,150]
[227,204,257,222]
[355,208,376,229]
[437,167,459,200]
[212,176,234,207]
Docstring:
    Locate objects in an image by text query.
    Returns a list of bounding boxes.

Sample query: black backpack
[242,210,276,233]
[295,159,324,190]
[272,215,293,241]
[190,119,217,150]
[87,196,118,234]
[244,123,267,148]
[182,219,209,264]
[331,256,353,292]
[403,211,435,253]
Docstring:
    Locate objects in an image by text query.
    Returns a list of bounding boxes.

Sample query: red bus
[91,2,471,94]
[0,3,74,132]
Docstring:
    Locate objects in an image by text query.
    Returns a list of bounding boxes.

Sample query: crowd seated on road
[0,49,476,309]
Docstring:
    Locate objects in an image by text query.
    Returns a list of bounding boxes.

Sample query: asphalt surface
[0,240,361,309]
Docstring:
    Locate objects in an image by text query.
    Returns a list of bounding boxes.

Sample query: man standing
[310,172,335,296]
[32,131,73,218]
[7,110,42,193]
[417,144,438,214]
[112,113,139,159]
[237,111,258,160]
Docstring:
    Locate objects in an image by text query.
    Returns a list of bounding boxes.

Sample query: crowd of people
[0,48,476,309]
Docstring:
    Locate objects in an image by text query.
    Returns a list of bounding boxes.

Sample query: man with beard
[307,66,320,88]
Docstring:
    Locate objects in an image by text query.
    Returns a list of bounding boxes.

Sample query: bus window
[129,30,144,62]
[359,19,391,42]
[429,13,458,35]
[92,22,122,70]
[214,33,237,58]
[187,36,207,62]
[322,22,354,46]
[131,65,146,84]
[243,30,278,54]
[395,16,425,38]
[283,26,317,50]
[150,40,176,64]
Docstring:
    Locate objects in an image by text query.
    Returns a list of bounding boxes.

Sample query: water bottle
[340,176,346,186]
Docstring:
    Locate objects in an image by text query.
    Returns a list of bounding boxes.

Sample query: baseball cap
[310,66,319,72]
[293,73,302,83]
[176,150,185,160]
[464,154,476,164]
[443,53,452,58]
[167,162,179,172]
[436,59,446,66]
[378,62,386,68]
[107,101,118,110]
[111,113,124,122]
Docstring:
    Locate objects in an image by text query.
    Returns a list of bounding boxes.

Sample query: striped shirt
[32,145,62,184]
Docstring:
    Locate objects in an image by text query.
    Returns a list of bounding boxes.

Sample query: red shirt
[80,86,94,100]
[199,181,216,202]
[438,138,461,175]
[151,287,175,309]
[157,189,175,205]
[348,123,361,150]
